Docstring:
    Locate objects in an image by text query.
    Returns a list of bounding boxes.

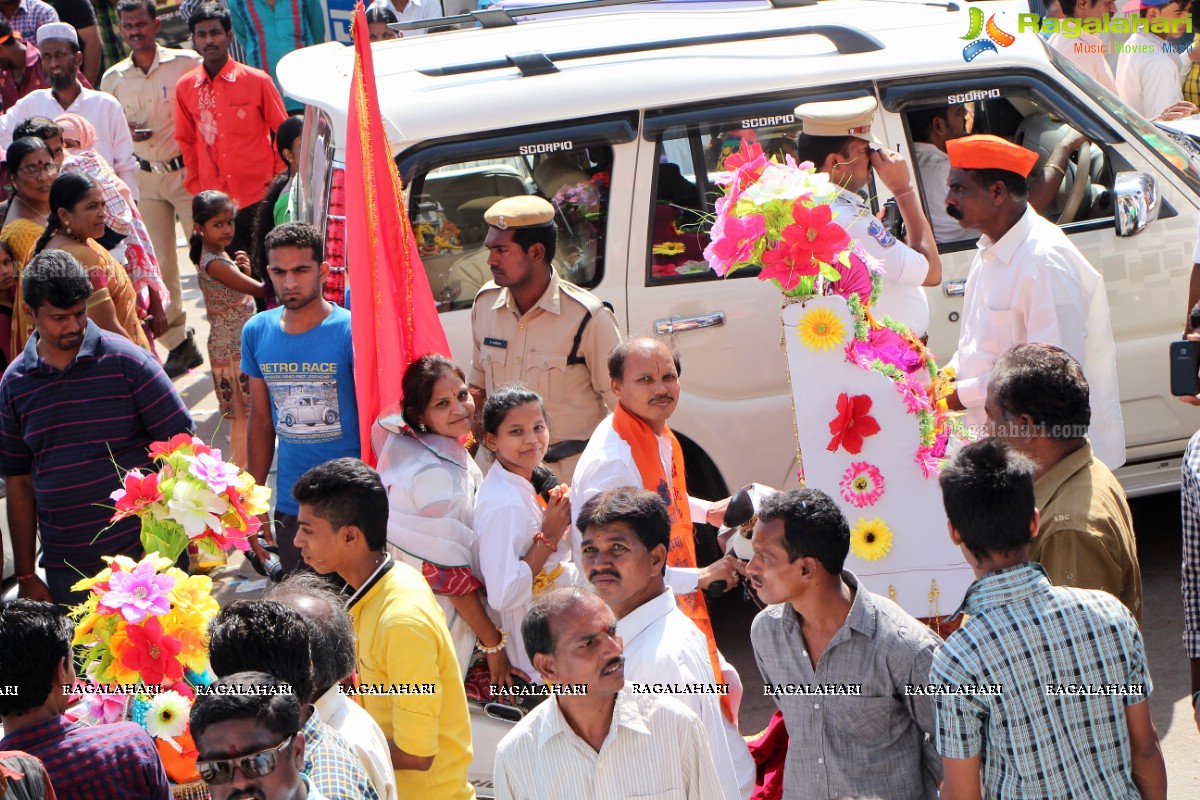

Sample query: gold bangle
[477,629,508,654]
[1047,163,1067,178]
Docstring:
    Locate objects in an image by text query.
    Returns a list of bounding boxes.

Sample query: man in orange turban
[943,134,1126,470]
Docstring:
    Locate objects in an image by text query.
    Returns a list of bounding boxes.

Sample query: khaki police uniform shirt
[100,46,201,162]
[1032,442,1142,623]
[470,271,622,445]
[831,187,930,335]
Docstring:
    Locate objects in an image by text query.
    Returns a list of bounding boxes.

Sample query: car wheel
[283,414,295,427]
[324,410,338,425]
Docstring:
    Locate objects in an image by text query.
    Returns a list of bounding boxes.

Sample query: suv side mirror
[1114,171,1160,237]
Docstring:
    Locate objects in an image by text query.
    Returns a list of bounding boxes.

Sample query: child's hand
[234,250,252,275]
[542,484,572,542]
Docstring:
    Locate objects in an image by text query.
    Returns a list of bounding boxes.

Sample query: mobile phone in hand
[1169,340,1200,396]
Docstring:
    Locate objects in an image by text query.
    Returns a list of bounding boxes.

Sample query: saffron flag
[344,2,450,466]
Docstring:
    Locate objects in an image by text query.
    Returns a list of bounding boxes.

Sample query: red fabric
[344,2,450,466]
[0,45,46,111]
[747,711,787,800]
[420,560,483,597]
[174,59,287,207]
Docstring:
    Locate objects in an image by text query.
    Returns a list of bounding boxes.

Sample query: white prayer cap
[36,23,78,47]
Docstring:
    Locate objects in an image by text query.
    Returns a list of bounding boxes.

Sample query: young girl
[474,385,581,685]
[190,190,266,467]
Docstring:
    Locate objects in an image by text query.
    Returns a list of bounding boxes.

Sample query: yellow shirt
[347,558,475,800]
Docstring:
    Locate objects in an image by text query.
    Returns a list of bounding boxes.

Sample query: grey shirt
[750,570,942,800]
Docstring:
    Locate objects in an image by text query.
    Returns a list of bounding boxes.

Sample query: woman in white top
[374,354,518,689]
[475,385,581,684]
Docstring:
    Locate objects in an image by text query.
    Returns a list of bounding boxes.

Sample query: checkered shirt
[931,562,1148,798]
[1181,430,1200,659]
[303,707,381,800]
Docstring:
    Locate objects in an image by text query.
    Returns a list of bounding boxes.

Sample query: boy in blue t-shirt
[241,222,360,573]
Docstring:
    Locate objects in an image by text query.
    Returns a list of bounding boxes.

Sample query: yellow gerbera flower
[797,306,847,352]
[850,517,893,561]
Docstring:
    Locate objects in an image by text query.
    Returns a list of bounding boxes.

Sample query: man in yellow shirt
[291,457,475,799]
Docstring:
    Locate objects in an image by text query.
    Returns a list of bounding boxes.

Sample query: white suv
[280,0,1200,491]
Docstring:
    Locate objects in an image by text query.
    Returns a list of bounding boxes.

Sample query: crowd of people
[0,1,1194,799]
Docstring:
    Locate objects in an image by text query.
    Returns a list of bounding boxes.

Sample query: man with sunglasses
[794,96,942,339]
[191,671,329,800]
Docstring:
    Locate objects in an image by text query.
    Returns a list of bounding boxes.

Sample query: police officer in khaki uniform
[469,195,623,483]
[794,95,942,338]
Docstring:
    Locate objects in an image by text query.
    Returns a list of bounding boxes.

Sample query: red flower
[826,393,882,455]
[786,203,851,268]
[760,240,820,291]
[149,434,212,461]
[120,617,184,686]
[110,470,163,522]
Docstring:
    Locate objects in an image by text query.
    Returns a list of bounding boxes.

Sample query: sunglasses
[196,735,294,785]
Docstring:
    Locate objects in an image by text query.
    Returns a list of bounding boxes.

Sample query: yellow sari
[1,217,46,357]
[58,238,151,352]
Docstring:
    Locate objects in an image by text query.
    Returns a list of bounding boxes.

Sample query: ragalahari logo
[961,7,1015,62]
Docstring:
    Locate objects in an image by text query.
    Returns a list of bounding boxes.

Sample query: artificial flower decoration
[840,462,885,508]
[797,306,847,352]
[85,690,127,725]
[100,561,175,624]
[703,213,765,267]
[850,517,894,561]
[787,203,851,269]
[121,616,184,686]
[826,393,881,455]
[145,690,190,740]
[109,435,271,561]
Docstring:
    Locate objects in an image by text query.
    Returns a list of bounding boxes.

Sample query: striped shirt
[931,562,1148,798]
[1181,430,1200,659]
[0,0,59,41]
[302,707,381,800]
[493,685,723,800]
[0,717,170,800]
[0,320,192,572]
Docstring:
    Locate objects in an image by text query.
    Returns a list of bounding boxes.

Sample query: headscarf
[55,112,99,152]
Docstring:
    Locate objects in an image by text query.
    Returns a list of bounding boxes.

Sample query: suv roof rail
[395,0,816,33]
[418,23,884,77]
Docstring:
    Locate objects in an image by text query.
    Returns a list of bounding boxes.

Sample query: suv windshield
[1045,42,1200,195]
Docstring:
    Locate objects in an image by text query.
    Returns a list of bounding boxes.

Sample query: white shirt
[474,461,583,683]
[912,142,982,243]
[619,588,755,800]
[1049,31,1119,94]
[0,86,139,199]
[1115,31,1188,119]
[953,205,1125,468]
[831,187,931,336]
[493,685,724,800]
[368,0,442,35]
[571,412,711,595]
[314,685,399,800]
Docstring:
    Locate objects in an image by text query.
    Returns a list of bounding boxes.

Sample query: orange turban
[946,135,1039,177]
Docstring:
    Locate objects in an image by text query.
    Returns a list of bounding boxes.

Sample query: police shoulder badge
[868,219,896,247]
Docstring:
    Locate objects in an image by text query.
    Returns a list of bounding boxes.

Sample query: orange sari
[611,402,734,722]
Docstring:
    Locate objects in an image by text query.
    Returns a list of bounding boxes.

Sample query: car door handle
[654,312,726,334]
[943,279,966,298]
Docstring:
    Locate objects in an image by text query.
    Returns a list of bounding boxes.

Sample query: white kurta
[375,417,484,678]
[912,142,981,243]
[571,412,711,595]
[1049,31,1118,94]
[831,186,931,336]
[474,462,582,683]
[619,588,755,800]
[0,87,139,199]
[1115,31,1188,119]
[952,206,1125,468]
[314,684,398,800]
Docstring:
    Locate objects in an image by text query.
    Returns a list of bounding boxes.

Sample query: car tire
[283,414,295,427]
[324,410,338,425]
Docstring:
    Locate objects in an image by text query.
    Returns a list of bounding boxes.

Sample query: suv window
[901,86,1117,247]
[407,146,614,312]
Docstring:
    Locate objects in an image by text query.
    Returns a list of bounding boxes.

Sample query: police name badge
[868,219,895,247]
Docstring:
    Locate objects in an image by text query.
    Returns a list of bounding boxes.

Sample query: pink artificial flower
[186,452,241,493]
[100,562,175,624]
[109,470,163,522]
[916,446,940,479]
[830,250,873,304]
[86,690,127,724]
[932,428,951,459]
[899,382,934,414]
[839,462,885,508]
[704,213,765,276]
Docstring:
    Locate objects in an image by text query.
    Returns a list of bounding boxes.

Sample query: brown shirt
[1032,442,1142,622]
[470,270,621,445]
[100,46,201,163]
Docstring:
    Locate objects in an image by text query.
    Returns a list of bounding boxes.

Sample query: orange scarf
[612,403,734,723]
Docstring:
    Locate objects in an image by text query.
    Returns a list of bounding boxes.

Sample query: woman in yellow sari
[33,172,149,351]
[1,137,56,355]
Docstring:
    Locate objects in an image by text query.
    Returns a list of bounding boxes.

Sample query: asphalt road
[172,247,1198,795]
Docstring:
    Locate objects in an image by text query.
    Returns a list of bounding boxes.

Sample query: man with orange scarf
[570,337,743,710]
